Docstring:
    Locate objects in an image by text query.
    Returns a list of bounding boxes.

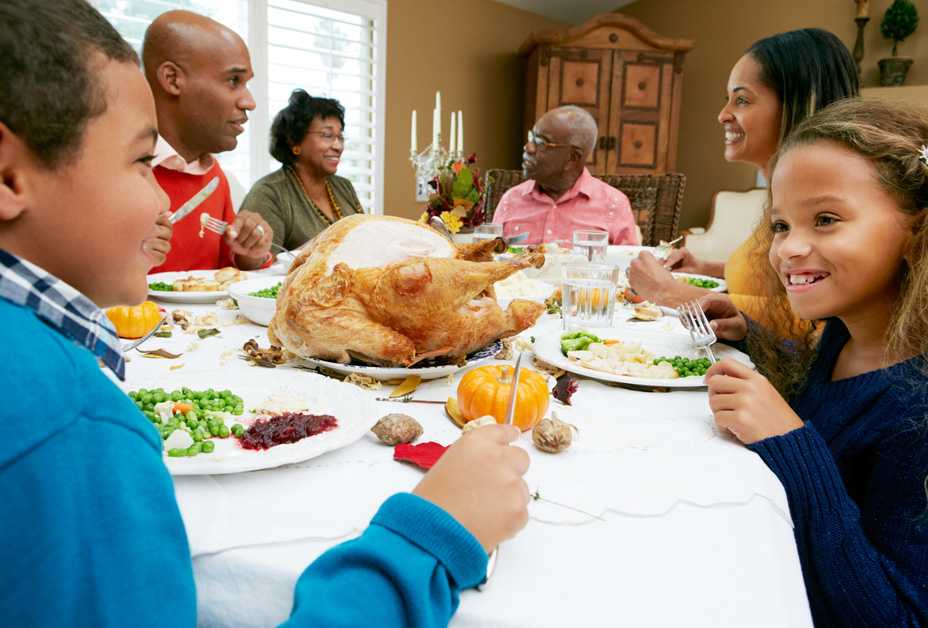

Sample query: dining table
[129,273,814,628]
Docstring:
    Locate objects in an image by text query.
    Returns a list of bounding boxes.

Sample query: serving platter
[298,340,502,381]
[533,327,751,389]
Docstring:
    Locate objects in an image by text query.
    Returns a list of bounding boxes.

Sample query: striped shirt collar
[0,250,126,380]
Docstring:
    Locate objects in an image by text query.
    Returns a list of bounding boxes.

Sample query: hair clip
[919,145,928,168]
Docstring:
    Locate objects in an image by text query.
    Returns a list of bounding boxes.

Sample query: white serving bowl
[227,277,281,326]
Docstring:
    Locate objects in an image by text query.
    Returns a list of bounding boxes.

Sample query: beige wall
[620,0,928,229]
[383,0,562,219]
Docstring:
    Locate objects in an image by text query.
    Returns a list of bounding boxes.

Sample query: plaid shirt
[0,250,125,380]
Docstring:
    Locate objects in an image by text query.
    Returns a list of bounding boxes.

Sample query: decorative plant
[418,153,485,233]
[881,0,919,57]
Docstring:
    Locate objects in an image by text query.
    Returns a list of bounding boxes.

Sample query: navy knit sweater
[749,319,928,627]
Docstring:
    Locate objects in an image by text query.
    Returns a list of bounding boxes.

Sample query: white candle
[449,112,457,156]
[435,91,441,114]
[457,110,464,157]
[410,110,417,154]
[432,109,439,149]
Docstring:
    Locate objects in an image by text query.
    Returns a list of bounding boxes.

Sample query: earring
[292,147,301,156]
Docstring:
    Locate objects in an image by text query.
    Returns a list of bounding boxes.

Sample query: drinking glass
[561,263,619,329]
[572,229,608,263]
[473,223,504,242]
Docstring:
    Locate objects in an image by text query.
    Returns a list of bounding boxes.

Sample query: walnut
[372,413,423,445]
[532,415,576,453]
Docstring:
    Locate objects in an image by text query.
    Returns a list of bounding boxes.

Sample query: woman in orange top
[628,28,859,329]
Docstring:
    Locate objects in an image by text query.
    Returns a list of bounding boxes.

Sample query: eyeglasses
[527,129,572,150]
[307,131,346,145]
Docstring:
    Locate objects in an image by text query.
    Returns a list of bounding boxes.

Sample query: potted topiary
[879,0,919,86]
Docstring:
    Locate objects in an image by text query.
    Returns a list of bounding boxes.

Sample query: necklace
[291,166,343,225]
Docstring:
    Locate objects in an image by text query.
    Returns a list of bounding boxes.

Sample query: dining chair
[482,169,686,246]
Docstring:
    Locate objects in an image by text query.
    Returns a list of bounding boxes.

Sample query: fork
[201,216,291,256]
[676,300,718,363]
[121,314,168,353]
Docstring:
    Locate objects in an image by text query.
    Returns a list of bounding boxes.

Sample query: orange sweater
[151,163,236,273]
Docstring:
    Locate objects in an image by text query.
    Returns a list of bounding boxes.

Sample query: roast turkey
[268,215,545,366]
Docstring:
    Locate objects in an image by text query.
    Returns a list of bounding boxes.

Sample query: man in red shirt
[142,10,273,272]
[492,106,639,246]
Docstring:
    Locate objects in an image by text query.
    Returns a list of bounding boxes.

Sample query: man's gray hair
[556,105,598,159]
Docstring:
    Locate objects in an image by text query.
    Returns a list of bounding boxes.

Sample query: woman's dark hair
[0,0,139,169]
[748,28,860,143]
[269,89,345,165]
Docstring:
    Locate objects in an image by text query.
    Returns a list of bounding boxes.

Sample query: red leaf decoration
[393,441,449,470]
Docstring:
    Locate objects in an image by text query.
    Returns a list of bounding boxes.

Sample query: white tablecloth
[125,294,812,628]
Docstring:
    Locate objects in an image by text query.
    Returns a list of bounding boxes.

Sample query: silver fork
[676,300,718,363]
[201,216,291,257]
[121,314,168,353]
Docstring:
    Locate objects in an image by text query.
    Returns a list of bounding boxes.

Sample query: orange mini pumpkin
[106,301,162,339]
[457,364,549,432]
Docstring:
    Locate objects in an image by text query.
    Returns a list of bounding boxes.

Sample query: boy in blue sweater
[702,98,928,626]
[0,2,531,626]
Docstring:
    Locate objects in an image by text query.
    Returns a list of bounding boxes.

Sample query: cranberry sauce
[238,412,338,450]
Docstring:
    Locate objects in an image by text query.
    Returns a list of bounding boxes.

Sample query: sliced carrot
[173,402,193,414]
[603,339,620,346]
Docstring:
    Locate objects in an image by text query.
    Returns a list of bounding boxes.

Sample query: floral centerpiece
[418,154,485,234]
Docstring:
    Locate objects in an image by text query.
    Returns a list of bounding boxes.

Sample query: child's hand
[661,247,701,273]
[226,210,273,262]
[699,294,748,341]
[413,424,530,554]
[706,358,803,444]
[142,210,173,267]
[627,251,677,301]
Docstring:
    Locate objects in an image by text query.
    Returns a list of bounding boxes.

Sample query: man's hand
[226,210,272,269]
[413,424,530,554]
[706,358,803,445]
[142,210,173,268]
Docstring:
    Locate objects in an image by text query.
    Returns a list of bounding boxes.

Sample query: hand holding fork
[199,211,275,266]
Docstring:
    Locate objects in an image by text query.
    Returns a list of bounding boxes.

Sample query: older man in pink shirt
[492,106,639,246]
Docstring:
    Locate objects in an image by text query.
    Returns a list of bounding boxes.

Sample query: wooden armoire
[520,12,694,175]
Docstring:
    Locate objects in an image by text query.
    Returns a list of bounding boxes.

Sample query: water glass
[473,223,503,242]
[561,263,619,329]
[572,229,608,263]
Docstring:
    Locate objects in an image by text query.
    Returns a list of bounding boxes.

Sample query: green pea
[231,424,245,438]
[201,441,215,453]
[186,443,201,456]
[218,424,231,438]
[167,448,187,457]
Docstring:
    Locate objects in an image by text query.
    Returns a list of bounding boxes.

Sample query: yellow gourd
[456,365,549,432]
[106,301,162,339]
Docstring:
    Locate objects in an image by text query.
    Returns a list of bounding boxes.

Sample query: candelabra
[410,140,454,202]
[853,16,870,77]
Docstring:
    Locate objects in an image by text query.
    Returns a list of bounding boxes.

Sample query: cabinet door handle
[609,136,618,150]
[597,136,607,150]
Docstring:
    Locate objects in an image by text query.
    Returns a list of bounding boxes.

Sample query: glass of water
[572,229,609,263]
[473,223,503,242]
[561,263,620,329]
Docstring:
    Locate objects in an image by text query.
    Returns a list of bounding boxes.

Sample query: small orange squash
[106,301,162,339]
[457,365,549,432]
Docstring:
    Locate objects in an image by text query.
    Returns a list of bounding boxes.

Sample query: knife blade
[169,176,220,225]
[504,351,525,426]
[504,232,529,245]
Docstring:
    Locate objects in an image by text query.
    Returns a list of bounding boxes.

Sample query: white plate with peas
[227,277,281,327]
[533,327,752,389]
[672,272,727,293]
[147,270,230,303]
[125,368,378,475]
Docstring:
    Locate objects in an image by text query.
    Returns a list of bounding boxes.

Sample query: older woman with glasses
[241,89,363,251]
[491,105,639,246]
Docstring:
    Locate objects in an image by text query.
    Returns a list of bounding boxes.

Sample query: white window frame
[247,0,386,214]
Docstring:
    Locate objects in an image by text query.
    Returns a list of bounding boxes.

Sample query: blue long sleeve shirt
[749,318,928,627]
[0,296,487,627]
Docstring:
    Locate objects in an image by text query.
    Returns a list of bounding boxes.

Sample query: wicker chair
[482,169,686,246]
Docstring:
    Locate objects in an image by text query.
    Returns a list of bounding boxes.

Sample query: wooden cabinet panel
[522,13,693,176]
[623,63,661,109]
[619,122,657,168]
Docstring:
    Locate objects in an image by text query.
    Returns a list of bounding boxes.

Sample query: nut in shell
[532,416,576,453]
[372,413,423,446]
[462,415,498,434]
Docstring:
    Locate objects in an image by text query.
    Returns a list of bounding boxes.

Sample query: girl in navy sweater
[703,98,928,626]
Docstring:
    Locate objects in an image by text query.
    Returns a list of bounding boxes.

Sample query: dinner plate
[298,340,502,381]
[125,368,377,475]
[673,272,727,293]
[148,270,236,303]
[533,327,752,388]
